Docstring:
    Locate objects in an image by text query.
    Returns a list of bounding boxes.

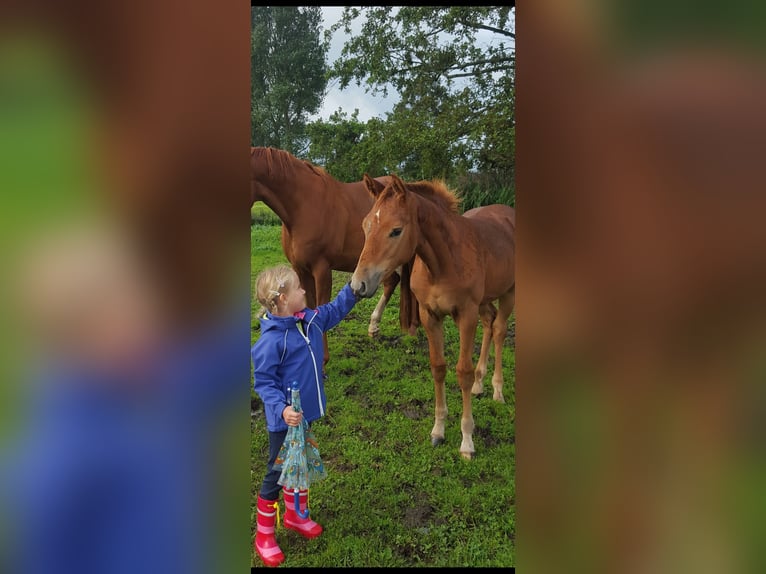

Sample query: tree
[327,7,515,183]
[305,110,395,182]
[251,6,328,154]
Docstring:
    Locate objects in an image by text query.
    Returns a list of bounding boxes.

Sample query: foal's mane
[402,179,461,214]
[251,146,332,181]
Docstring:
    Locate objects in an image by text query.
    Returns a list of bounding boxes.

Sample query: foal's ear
[363,173,385,197]
[390,173,407,197]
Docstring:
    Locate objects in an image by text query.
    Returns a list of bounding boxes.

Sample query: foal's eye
[389,228,402,238]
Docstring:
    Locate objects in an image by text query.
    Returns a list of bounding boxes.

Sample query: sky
[314,7,515,123]
[313,6,399,122]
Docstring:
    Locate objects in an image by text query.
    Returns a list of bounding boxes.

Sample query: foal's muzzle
[350,271,382,299]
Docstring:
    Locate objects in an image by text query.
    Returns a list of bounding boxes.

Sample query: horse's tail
[398,259,420,336]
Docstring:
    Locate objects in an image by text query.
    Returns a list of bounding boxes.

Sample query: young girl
[251,264,358,567]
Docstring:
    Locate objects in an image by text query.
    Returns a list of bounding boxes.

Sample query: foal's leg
[368,271,400,337]
[491,287,515,403]
[472,302,497,397]
[455,307,480,460]
[421,308,448,450]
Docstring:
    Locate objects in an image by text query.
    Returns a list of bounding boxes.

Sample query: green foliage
[325,7,515,180]
[251,7,329,154]
[306,112,411,182]
[454,171,515,211]
[304,109,381,181]
[250,201,281,226]
[251,225,516,567]
[305,110,514,207]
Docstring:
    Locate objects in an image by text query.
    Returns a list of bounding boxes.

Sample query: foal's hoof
[460,451,475,461]
[431,436,445,447]
[368,327,380,338]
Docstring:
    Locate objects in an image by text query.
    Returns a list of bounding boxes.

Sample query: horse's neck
[252,150,330,229]
[255,169,319,230]
[256,186,295,229]
[413,197,464,279]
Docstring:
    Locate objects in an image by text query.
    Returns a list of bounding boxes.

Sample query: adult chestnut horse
[351,173,515,460]
[250,147,419,367]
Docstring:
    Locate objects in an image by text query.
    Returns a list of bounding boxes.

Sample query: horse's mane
[403,179,462,214]
[251,146,332,182]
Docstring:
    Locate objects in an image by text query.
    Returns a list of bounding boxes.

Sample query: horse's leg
[408,296,421,337]
[294,265,330,371]
[295,266,316,308]
[490,287,515,403]
[368,272,400,337]
[455,306,480,460]
[421,307,448,449]
[472,302,497,397]
[313,262,333,370]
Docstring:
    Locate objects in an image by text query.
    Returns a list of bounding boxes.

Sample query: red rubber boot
[282,488,323,539]
[254,495,284,567]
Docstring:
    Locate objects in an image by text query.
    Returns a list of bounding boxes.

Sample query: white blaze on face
[375,209,380,223]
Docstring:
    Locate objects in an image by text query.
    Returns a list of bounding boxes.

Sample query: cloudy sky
[314,7,515,123]
[313,6,399,122]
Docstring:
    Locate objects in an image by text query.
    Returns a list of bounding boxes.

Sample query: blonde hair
[254,264,299,317]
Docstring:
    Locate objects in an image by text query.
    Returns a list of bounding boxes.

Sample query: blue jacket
[251,283,358,432]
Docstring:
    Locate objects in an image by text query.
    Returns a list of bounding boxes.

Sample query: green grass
[251,217,515,567]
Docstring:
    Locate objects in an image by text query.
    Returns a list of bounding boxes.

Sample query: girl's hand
[282,405,303,427]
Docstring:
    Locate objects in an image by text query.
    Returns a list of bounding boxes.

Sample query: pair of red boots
[254,488,322,567]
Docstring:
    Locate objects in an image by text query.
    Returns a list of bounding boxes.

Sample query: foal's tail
[398,259,421,336]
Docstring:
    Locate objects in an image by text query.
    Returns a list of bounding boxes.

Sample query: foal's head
[351,173,419,298]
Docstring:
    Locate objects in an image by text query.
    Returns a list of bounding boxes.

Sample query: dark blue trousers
[259,429,288,500]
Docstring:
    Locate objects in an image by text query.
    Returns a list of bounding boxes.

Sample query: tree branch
[395,56,513,79]
[458,19,515,40]
[446,65,513,80]
[446,56,514,72]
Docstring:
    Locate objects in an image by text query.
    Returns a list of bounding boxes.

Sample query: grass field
[250,218,515,567]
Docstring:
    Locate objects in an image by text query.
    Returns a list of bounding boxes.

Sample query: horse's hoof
[431,436,445,447]
[460,451,474,461]
[368,328,380,338]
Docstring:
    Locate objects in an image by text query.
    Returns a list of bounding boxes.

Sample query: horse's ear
[390,173,407,197]
[363,173,385,197]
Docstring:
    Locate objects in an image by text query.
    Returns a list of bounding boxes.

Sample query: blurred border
[517,1,766,573]
[0,2,251,573]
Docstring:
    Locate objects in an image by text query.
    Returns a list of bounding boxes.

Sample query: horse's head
[351,173,418,298]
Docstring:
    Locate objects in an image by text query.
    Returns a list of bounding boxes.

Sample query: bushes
[251,202,281,226]
[452,172,515,212]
